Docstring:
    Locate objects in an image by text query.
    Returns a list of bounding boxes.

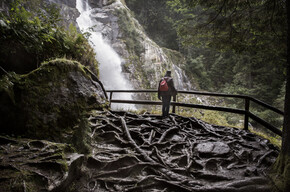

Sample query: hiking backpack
[159,78,169,91]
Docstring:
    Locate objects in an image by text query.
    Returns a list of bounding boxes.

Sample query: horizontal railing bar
[249,112,282,136]
[107,90,284,115]
[107,89,248,99]
[110,99,162,105]
[250,97,284,115]
[108,89,284,137]
[110,100,245,115]
[106,89,156,93]
[173,102,245,114]
[176,90,248,99]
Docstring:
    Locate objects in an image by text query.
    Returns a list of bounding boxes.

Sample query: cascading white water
[76,0,135,110]
[172,65,191,91]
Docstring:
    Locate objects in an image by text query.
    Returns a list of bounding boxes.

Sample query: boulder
[196,142,231,157]
[0,59,108,142]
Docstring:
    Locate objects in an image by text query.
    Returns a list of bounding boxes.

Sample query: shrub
[0,0,99,76]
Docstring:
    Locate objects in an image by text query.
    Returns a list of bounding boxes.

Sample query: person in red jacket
[158,71,177,118]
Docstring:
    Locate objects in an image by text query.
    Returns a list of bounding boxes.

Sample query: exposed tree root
[79,110,279,191]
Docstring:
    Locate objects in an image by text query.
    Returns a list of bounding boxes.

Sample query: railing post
[109,92,113,108]
[172,95,176,114]
[244,97,249,130]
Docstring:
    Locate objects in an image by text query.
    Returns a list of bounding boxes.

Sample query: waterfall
[76,0,135,110]
[172,65,191,91]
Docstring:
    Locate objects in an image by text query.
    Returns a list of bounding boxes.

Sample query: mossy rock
[0,58,108,142]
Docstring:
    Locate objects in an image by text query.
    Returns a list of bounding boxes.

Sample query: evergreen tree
[166,0,289,190]
[126,0,179,50]
[271,1,290,191]
[166,0,287,104]
[126,0,287,106]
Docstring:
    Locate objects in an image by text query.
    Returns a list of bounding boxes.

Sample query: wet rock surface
[0,110,279,191]
[0,136,84,192]
[196,142,231,156]
[47,0,80,29]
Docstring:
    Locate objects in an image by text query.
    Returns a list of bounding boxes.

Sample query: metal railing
[106,89,284,137]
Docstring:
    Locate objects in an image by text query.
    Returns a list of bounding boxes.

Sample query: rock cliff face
[46,0,80,29]
[85,0,194,90]
[47,0,195,91]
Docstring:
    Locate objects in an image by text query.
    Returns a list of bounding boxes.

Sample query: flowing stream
[76,0,135,110]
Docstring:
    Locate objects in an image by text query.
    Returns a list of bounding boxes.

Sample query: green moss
[2,168,47,192]
[125,55,151,89]
[0,77,14,104]
[249,128,281,148]
[1,2,99,76]
[72,116,92,154]
[162,47,185,66]
[270,154,290,191]
[22,171,48,192]
[114,8,144,57]
[0,136,82,192]
[51,143,76,171]
[32,58,91,80]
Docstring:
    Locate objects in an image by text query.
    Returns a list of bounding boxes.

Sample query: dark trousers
[161,95,171,117]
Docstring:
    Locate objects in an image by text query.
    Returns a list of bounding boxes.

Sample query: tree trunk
[270,1,290,191]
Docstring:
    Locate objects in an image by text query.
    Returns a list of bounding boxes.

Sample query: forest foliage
[0,0,99,76]
[126,0,287,108]
[126,0,287,130]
